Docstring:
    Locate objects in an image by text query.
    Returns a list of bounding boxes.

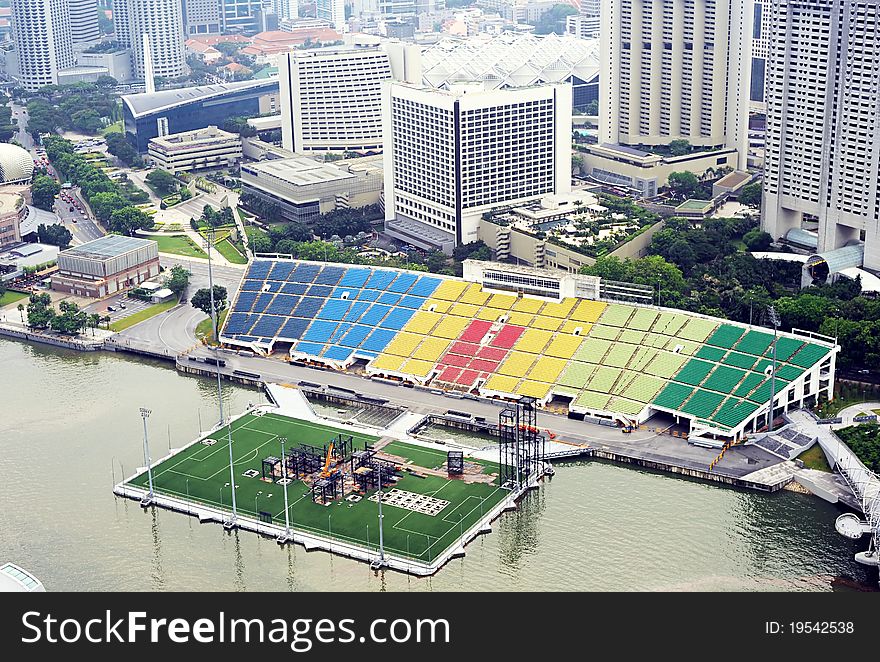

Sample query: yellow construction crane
[320,442,335,478]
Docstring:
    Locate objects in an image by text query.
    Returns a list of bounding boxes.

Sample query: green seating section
[600,304,636,327]
[675,359,715,385]
[681,390,725,419]
[702,365,747,393]
[735,330,774,356]
[696,345,726,361]
[789,342,832,368]
[706,324,746,348]
[722,351,757,370]
[767,336,803,362]
[654,383,695,410]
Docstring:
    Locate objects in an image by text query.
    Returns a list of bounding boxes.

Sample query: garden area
[152,234,208,259]
[836,424,880,473]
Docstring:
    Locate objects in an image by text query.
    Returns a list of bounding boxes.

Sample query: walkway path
[832,402,880,430]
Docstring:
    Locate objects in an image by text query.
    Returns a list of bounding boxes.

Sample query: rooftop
[60,235,156,261]
[0,563,44,593]
[149,126,241,150]
[123,79,278,118]
[243,156,355,187]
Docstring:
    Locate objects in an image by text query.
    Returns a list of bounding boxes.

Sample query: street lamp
[140,408,154,503]
[767,305,780,432]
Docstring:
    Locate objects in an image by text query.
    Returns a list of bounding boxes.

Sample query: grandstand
[220,259,838,443]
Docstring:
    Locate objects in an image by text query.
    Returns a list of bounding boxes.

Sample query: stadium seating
[222,259,835,431]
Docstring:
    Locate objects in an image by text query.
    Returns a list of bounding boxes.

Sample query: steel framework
[498,396,544,489]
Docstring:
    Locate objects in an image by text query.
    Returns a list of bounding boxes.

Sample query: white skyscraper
[115,0,186,81]
[762,0,880,272]
[316,0,346,32]
[272,0,298,21]
[279,46,392,154]
[600,0,752,168]
[383,82,572,252]
[70,0,101,45]
[10,0,75,90]
[749,0,771,111]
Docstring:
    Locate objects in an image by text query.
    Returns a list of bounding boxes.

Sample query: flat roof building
[279,46,392,154]
[148,126,243,174]
[52,235,160,298]
[241,154,383,223]
[383,81,572,253]
[0,191,26,247]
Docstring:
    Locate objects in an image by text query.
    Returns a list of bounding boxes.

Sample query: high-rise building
[221,0,264,33]
[316,0,346,32]
[600,0,752,168]
[279,46,392,154]
[383,82,572,253]
[70,0,101,45]
[749,0,771,111]
[183,0,223,35]
[762,0,880,273]
[272,0,298,21]
[9,0,75,90]
[115,0,187,81]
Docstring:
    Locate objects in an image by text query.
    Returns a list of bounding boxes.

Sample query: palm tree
[102,315,111,330]
[17,302,24,323]
[88,313,101,336]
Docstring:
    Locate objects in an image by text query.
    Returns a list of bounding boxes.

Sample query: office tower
[183,0,223,35]
[9,0,75,90]
[762,0,880,272]
[272,0,298,21]
[749,0,770,110]
[221,0,264,33]
[600,0,752,169]
[383,82,572,253]
[115,0,186,80]
[316,0,346,32]
[279,46,392,154]
[70,0,101,44]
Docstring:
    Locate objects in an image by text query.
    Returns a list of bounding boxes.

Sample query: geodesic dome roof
[0,143,35,183]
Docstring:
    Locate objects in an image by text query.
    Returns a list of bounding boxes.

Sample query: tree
[743,229,773,252]
[96,75,119,89]
[36,223,72,248]
[51,300,87,335]
[738,182,762,208]
[191,286,228,317]
[88,313,101,336]
[31,174,60,211]
[222,116,257,138]
[532,4,578,34]
[109,206,152,235]
[246,227,272,253]
[667,171,700,200]
[668,139,692,157]
[146,169,177,196]
[90,191,128,224]
[164,265,191,300]
[25,293,55,329]
[70,109,103,133]
[17,302,25,323]
[105,132,143,168]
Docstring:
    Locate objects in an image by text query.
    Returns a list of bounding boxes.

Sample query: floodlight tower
[767,305,780,432]
[204,228,237,526]
[280,436,291,542]
[140,407,155,504]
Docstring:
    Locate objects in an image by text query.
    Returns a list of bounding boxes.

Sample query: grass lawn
[101,121,123,136]
[109,300,178,332]
[153,234,208,259]
[0,290,29,307]
[196,308,228,344]
[214,237,248,264]
[798,444,831,472]
[127,412,506,562]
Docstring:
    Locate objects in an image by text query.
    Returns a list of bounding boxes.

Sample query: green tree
[738,182,763,208]
[774,294,837,332]
[90,191,128,224]
[70,108,103,133]
[532,4,578,34]
[88,313,102,336]
[96,75,119,88]
[667,171,701,200]
[26,293,55,329]
[109,205,152,235]
[50,300,87,335]
[190,286,228,317]
[164,265,191,300]
[245,227,272,253]
[743,229,773,251]
[146,169,177,196]
[31,174,60,210]
[668,139,692,156]
[36,223,72,248]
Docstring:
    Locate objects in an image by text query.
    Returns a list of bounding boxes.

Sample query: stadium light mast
[378,463,385,564]
[204,228,237,526]
[140,408,154,503]
[280,436,291,542]
[767,305,780,432]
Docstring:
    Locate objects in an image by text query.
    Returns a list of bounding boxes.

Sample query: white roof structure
[0,144,35,184]
[419,33,600,91]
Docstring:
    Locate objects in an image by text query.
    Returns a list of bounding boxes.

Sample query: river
[0,338,871,591]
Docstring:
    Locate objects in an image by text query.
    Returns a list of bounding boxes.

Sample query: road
[113,257,246,352]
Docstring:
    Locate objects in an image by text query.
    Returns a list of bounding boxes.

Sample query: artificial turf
[127,412,506,563]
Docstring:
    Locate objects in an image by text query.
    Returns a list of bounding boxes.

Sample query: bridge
[788,410,880,580]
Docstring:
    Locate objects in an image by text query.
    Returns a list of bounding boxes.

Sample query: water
[0,338,873,591]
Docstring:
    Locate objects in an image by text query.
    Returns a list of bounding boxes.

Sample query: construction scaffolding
[447,450,464,476]
[498,396,545,490]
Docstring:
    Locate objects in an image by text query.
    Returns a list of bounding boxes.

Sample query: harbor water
[0,338,872,591]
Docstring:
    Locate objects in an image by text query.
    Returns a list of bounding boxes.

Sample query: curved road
[832,402,880,430]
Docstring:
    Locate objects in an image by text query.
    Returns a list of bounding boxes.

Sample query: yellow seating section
[412,337,450,363]
[384,332,423,357]
[498,351,537,378]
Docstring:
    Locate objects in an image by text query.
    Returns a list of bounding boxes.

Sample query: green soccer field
[127,412,508,563]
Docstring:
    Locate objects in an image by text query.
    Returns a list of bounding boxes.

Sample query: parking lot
[84,294,154,322]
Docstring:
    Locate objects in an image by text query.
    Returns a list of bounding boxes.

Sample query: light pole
[280,437,291,541]
[328,513,332,552]
[206,228,237,527]
[186,478,190,515]
[140,408,154,503]
[255,490,262,516]
[767,305,780,432]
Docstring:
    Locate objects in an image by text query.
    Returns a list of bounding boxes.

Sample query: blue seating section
[222,260,443,363]
[379,307,416,330]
